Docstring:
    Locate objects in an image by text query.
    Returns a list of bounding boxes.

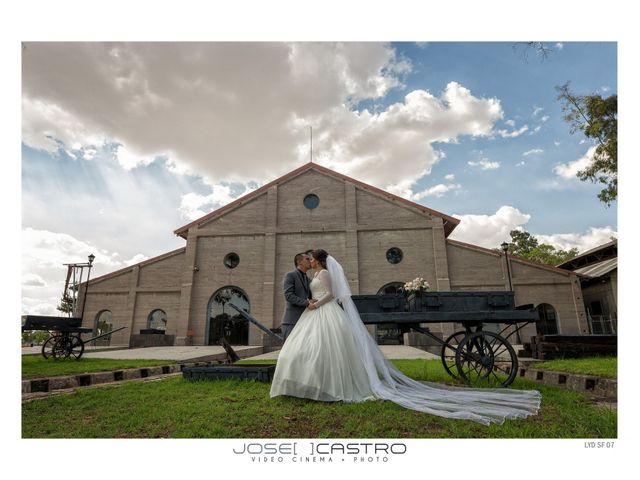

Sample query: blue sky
[21,41,617,316]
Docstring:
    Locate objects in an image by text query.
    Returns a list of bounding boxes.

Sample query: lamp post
[79,254,95,320]
[500,242,513,291]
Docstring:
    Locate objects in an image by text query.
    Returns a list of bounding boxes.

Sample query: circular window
[386,247,403,264]
[303,194,320,209]
[224,252,240,269]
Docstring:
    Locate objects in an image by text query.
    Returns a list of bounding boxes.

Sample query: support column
[125,265,140,346]
[260,186,278,345]
[344,183,360,295]
[176,227,198,345]
[432,222,453,338]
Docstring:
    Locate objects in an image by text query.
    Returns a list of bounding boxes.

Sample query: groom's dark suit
[281,268,312,342]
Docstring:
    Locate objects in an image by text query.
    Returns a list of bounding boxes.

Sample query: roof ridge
[173,162,460,237]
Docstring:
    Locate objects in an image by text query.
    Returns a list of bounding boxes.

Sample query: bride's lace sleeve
[313,269,334,307]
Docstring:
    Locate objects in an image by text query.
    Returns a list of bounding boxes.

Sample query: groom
[281,250,314,342]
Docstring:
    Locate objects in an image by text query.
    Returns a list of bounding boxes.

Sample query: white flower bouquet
[403,277,430,294]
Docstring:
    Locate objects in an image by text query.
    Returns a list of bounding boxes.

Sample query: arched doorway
[94,310,113,346]
[375,282,404,345]
[207,286,250,345]
[147,309,167,331]
[536,303,559,335]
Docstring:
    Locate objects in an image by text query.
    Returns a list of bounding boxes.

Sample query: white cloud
[21,228,151,315]
[523,148,544,156]
[532,106,544,117]
[530,125,542,134]
[468,159,500,170]
[495,125,528,138]
[553,146,596,179]
[177,184,258,221]
[554,140,561,146]
[450,206,531,248]
[22,273,47,287]
[540,115,550,122]
[410,183,462,200]
[536,227,617,253]
[444,174,455,181]
[450,206,615,255]
[505,119,515,127]
[22,43,504,197]
[516,161,526,167]
[555,43,564,50]
[601,86,611,93]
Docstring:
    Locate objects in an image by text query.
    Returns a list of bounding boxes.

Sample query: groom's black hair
[294,252,307,267]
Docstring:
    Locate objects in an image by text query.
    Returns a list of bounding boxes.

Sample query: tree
[556,83,617,206]
[512,42,554,62]
[56,293,75,316]
[502,229,579,266]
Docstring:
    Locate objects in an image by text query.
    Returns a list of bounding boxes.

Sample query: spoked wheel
[455,331,518,387]
[440,330,468,380]
[67,335,85,360]
[42,335,62,360]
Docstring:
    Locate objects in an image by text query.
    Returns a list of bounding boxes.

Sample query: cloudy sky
[21,41,617,316]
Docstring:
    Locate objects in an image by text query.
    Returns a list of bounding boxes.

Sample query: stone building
[79,162,588,347]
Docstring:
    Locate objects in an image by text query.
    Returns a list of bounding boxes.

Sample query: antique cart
[22,315,125,360]
[352,292,537,387]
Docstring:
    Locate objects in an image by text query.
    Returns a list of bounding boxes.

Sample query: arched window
[377,282,404,295]
[206,286,250,346]
[536,303,559,335]
[94,310,113,346]
[147,309,167,331]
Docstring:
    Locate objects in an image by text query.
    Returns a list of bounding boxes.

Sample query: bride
[270,249,541,425]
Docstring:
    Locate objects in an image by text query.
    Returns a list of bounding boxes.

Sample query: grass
[22,359,616,438]
[528,356,617,379]
[22,356,177,379]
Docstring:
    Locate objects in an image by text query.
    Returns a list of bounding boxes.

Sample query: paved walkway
[238,345,439,361]
[22,344,440,361]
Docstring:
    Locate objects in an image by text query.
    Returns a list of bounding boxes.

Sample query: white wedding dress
[270,257,542,425]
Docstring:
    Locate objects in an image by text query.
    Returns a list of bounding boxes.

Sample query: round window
[224,252,240,269]
[303,194,320,209]
[386,247,403,264]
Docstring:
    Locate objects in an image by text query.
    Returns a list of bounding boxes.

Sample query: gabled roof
[574,257,617,278]
[173,162,460,238]
[557,239,617,270]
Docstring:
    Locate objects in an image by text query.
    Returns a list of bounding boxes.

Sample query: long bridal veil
[326,255,541,425]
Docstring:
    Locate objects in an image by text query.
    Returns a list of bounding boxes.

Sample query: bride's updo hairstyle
[311,249,329,269]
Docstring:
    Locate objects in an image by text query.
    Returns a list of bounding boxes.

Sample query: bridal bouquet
[403,277,430,294]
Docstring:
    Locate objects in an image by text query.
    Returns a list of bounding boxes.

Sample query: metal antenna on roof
[310,126,313,163]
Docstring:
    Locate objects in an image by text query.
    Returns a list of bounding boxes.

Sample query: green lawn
[22,359,616,438]
[22,356,177,379]
[528,356,617,379]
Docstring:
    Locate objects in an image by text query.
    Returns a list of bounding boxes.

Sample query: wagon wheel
[41,335,63,360]
[440,330,467,380]
[51,335,72,360]
[455,331,518,387]
[67,335,85,360]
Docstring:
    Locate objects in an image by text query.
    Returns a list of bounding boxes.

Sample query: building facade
[79,163,588,347]
[558,240,617,334]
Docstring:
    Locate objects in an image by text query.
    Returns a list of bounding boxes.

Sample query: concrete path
[244,345,440,361]
[22,344,440,361]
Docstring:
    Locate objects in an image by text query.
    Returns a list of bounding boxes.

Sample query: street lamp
[80,253,95,319]
[501,242,513,291]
